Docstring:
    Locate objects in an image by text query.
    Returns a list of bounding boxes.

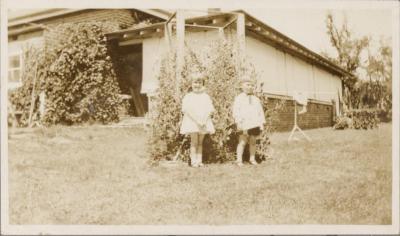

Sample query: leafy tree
[323,13,370,109]
[360,39,392,120]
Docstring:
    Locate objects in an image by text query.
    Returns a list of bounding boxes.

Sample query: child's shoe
[235,161,243,166]
[249,160,258,165]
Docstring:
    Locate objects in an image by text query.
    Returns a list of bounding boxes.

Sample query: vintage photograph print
[1,0,399,235]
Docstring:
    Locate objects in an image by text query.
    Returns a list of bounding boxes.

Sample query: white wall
[245,36,343,114]
[141,33,343,114]
[141,30,220,95]
[141,36,167,95]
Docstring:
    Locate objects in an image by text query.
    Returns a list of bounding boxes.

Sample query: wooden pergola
[107,10,247,94]
[106,9,354,86]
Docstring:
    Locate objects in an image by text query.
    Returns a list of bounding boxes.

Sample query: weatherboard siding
[245,36,342,115]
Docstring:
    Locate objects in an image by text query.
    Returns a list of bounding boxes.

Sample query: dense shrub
[334,109,379,130]
[350,109,379,129]
[378,94,392,122]
[10,21,124,126]
[42,22,122,125]
[148,39,282,164]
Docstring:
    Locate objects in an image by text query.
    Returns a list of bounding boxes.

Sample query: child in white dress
[232,78,266,166]
[180,73,215,167]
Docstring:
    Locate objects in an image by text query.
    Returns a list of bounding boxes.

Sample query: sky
[245,8,393,57]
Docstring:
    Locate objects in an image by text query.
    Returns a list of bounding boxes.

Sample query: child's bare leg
[249,135,257,164]
[236,133,248,165]
[190,133,199,167]
[197,134,205,166]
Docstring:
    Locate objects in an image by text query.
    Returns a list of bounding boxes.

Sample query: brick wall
[266,97,334,132]
[43,9,136,29]
[41,9,136,48]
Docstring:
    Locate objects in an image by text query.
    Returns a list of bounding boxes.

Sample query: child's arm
[232,96,243,130]
[184,111,203,126]
[197,94,214,126]
[256,97,266,129]
[182,94,203,126]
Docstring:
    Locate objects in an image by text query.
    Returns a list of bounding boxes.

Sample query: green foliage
[361,41,392,121]
[334,109,379,130]
[350,109,379,130]
[149,39,280,164]
[43,22,122,125]
[324,13,370,108]
[256,95,285,159]
[147,52,182,163]
[333,116,353,130]
[10,21,124,126]
[324,13,392,118]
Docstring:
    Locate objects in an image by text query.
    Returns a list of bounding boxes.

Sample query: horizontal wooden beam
[119,38,143,46]
[184,23,221,30]
[120,31,164,42]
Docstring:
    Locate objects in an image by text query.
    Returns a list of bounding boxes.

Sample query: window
[8,53,22,83]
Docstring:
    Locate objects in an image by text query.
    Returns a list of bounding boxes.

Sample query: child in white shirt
[232,78,266,166]
[180,73,215,167]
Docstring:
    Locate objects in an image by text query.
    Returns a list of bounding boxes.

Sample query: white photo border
[1,0,399,235]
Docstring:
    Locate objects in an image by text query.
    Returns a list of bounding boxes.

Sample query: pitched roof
[106,10,353,78]
[8,8,352,78]
[8,9,170,28]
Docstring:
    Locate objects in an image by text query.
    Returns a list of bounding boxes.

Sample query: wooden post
[28,62,39,127]
[236,13,245,79]
[164,22,172,51]
[8,98,18,129]
[39,91,46,120]
[332,99,337,125]
[218,27,225,39]
[176,10,185,95]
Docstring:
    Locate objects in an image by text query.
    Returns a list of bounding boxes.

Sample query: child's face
[192,79,203,92]
[242,81,254,94]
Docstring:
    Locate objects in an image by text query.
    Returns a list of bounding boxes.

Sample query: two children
[180,73,265,167]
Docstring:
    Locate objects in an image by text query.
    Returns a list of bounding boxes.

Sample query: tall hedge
[42,22,122,125]
[9,21,124,126]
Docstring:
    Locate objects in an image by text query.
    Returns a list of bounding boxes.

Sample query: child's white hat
[239,74,256,85]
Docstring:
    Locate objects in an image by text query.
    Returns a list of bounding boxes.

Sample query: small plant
[333,115,353,130]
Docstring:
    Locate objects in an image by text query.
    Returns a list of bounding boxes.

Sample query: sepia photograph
[1,0,399,235]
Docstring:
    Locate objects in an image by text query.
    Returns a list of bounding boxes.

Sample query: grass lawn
[8,123,392,225]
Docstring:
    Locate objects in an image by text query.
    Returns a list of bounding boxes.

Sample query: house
[8,9,169,117]
[8,9,351,131]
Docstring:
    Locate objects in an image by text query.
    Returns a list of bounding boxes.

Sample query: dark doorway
[117,44,148,117]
